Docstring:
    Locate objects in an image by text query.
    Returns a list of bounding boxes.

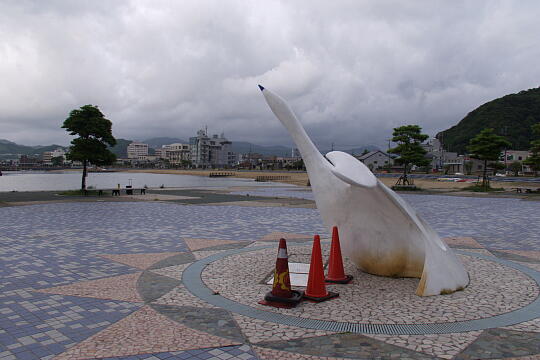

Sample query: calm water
[0,171,279,192]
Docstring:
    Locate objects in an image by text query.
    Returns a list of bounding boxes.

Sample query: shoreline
[122,168,540,193]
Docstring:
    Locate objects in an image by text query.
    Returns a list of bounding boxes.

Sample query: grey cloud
[0,0,539,150]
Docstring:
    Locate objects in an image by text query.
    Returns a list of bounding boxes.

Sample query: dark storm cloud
[1,0,539,149]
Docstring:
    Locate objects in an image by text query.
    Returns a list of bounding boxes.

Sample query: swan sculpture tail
[259,85,469,296]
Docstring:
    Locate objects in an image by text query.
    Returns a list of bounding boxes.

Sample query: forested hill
[436,87,540,154]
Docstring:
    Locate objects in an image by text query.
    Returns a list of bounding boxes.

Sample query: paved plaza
[0,192,539,359]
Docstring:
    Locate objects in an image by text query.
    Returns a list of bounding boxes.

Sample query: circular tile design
[180,243,540,335]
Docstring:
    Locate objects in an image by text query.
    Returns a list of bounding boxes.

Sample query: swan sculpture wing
[259,85,469,296]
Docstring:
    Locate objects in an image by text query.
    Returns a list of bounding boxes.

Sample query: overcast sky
[1,0,539,150]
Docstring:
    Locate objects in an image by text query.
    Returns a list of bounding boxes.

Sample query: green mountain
[108,138,133,158]
[437,87,540,154]
[0,139,66,156]
[142,137,188,148]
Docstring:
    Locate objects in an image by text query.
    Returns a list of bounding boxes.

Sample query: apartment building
[157,143,191,165]
[127,142,149,159]
[42,148,66,165]
[189,130,235,168]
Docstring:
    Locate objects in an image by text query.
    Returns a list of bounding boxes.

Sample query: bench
[111,188,145,195]
[515,187,538,193]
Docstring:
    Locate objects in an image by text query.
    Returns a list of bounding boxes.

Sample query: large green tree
[467,128,511,188]
[524,123,540,176]
[62,105,117,190]
[388,125,429,185]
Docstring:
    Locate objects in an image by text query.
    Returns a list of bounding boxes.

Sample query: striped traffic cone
[259,238,302,308]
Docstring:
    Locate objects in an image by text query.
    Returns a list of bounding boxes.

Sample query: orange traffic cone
[326,226,353,284]
[259,238,302,308]
[303,235,339,302]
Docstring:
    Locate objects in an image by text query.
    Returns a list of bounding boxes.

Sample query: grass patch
[58,190,109,196]
[463,184,504,192]
[391,185,422,191]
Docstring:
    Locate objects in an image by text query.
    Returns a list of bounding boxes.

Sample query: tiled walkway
[0,198,539,359]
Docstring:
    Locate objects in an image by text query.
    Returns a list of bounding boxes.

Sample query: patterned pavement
[0,195,539,359]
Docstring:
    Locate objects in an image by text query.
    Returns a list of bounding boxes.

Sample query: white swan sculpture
[258,85,469,296]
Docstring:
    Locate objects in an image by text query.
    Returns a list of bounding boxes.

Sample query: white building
[189,130,235,168]
[157,143,191,165]
[42,148,66,165]
[127,142,149,159]
[355,150,393,170]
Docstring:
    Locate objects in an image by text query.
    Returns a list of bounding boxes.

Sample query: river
[0,171,278,192]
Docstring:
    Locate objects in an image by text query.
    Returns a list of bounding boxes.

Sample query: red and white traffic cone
[326,226,353,284]
[259,238,302,308]
[303,235,339,302]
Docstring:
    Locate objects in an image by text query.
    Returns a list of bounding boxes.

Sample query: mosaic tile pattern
[99,252,183,270]
[454,328,540,360]
[193,250,228,260]
[497,250,540,261]
[253,346,342,360]
[443,237,484,249]
[202,246,539,324]
[150,264,192,280]
[54,306,241,359]
[1,198,539,360]
[502,318,540,333]
[365,331,482,359]
[256,332,437,359]
[233,189,540,250]
[0,289,139,360]
[104,345,259,360]
[232,314,335,344]
[153,284,217,309]
[183,238,243,251]
[36,272,143,303]
[150,304,245,342]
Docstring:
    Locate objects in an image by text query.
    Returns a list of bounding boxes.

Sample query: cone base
[325,275,353,284]
[262,290,303,308]
[303,290,339,303]
[258,299,297,309]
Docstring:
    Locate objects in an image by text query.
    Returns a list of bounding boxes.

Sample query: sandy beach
[123,169,539,192]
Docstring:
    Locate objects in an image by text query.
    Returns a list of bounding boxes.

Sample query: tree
[388,125,429,185]
[509,161,522,176]
[62,105,116,191]
[524,123,540,176]
[51,156,64,166]
[467,128,511,188]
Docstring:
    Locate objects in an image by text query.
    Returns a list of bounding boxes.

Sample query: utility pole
[501,126,509,171]
[331,142,334,151]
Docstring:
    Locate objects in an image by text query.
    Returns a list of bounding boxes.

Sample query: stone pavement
[0,197,539,359]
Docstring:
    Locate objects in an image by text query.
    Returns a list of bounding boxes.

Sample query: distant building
[443,156,487,175]
[127,142,149,159]
[355,150,393,170]
[157,143,191,165]
[42,148,66,165]
[501,150,530,163]
[18,155,41,169]
[501,150,532,174]
[291,148,301,159]
[189,130,235,168]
